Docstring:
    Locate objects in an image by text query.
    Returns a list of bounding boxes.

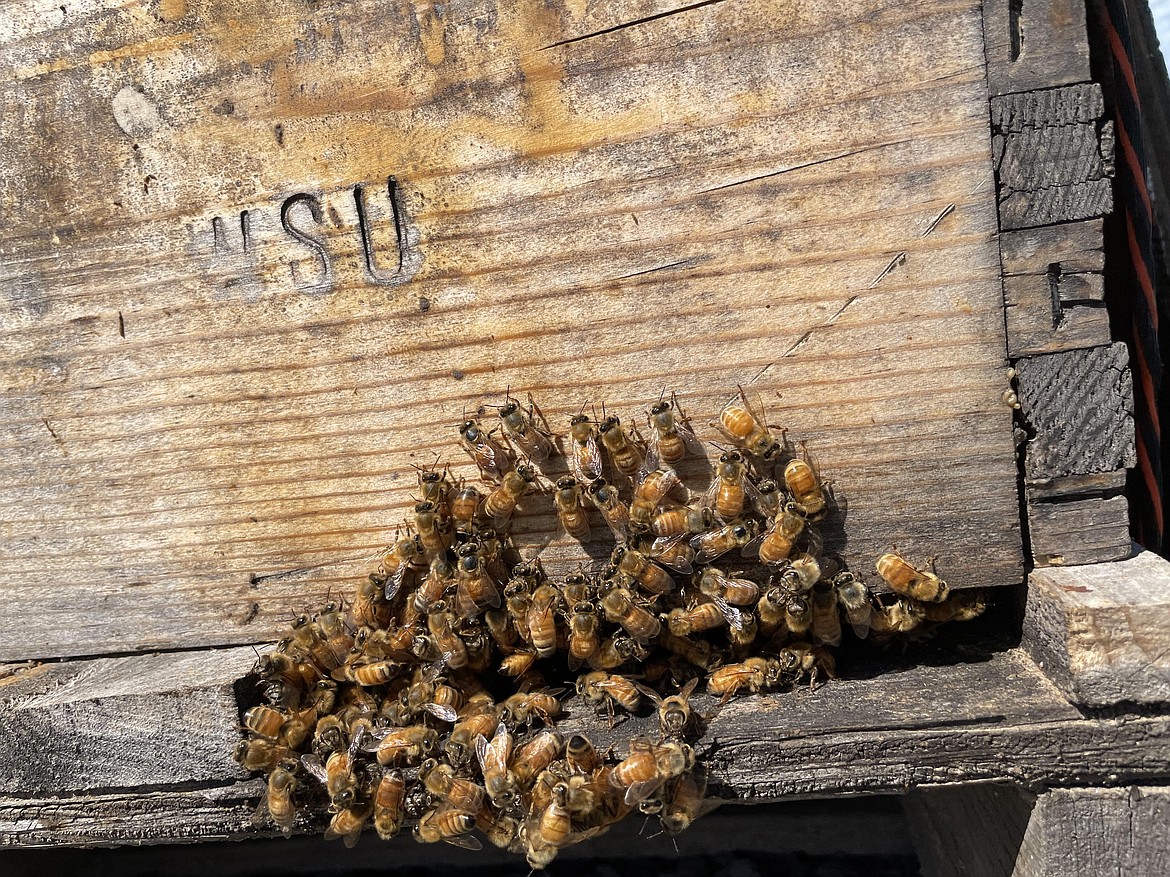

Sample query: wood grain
[903,783,1035,877]
[991,84,1114,230]
[1012,786,1170,877]
[1024,549,1170,706]
[981,0,1092,97]
[3,641,1170,847]
[0,0,1022,661]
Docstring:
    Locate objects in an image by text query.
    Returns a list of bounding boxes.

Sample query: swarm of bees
[235,388,988,867]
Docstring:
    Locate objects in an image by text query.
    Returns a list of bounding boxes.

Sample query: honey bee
[712,388,783,461]
[349,659,408,687]
[587,476,630,540]
[704,451,760,522]
[325,802,373,847]
[498,649,538,677]
[502,690,562,727]
[651,504,714,538]
[415,805,483,850]
[445,700,500,766]
[598,414,645,477]
[833,571,873,638]
[784,452,827,519]
[236,737,295,773]
[707,656,783,699]
[755,586,787,638]
[426,602,469,669]
[647,394,695,466]
[254,758,298,837]
[369,724,440,766]
[477,806,522,850]
[647,534,697,574]
[638,677,700,740]
[629,467,681,534]
[553,476,591,540]
[373,768,406,840]
[511,729,565,787]
[528,583,562,658]
[458,416,512,483]
[566,601,601,671]
[453,544,502,619]
[351,575,391,630]
[810,582,842,647]
[559,572,594,605]
[483,464,536,528]
[379,534,426,600]
[691,518,760,564]
[309,603,355,670]
[497,393,554,463]
[565,733,601,774]
[450,483,483,527]
[420,758,487,813]
[568,413,604,484]
[611,738,695,806]
[600,587,661,642]
[660,762,715,835]
[667,600,728,637]
[413,550,455,615]
[868,596,926,637]
[243,704,287,740]
[413,499,451,557]
[483,608,517,651]
[504,581,533,645]
[610,544,676,596]
[658,630,719,670]
[752,478,784,519]
[577,670,643,714]
[775,642,838,689]
[876,552,950,602]
[758,501,806,566]
[525,782,573,869]
[301,745,360,809]
[697,567,760,605]
[778,551,822,593]
[476,722,518,809]
[922,589,987,623]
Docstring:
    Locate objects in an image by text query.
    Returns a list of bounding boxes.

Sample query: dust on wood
[0,0,1021,661]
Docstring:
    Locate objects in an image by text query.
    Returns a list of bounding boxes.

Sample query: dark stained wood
[1024,550,1170,706]
[0,0,1023,663]
[1014,343,1136,482]
[991,84,1114,230]
[1025,491,1132,567]
[981,0,1092,97]
[1013,786,1170,877]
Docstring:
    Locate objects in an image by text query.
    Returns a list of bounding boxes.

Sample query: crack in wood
[541,0,728,49]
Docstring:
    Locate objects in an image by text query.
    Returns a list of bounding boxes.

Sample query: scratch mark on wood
[868,252,907,288]
[920,203,956,237]
[117,311,125,339]
[240,603,259,626]
[541,0,727,49]
[780,295,859,359]
[618,258,694,279]
[700,143,902,194]
[40,419,67,456]
[249,566,325,586]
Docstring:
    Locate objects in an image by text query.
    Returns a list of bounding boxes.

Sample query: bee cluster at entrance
[235,389,988,867]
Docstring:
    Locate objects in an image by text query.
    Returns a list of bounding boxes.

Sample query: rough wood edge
[982,0,1092,97]
[1023,548,1170,706]
[1012,786,1170,877]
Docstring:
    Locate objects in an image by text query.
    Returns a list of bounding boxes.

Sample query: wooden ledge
[2,628,1169,848]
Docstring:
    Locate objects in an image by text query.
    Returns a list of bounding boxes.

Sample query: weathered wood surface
[1013,342,1135,566]
[3,639,1170,847]
[981,0,1092,97]
[903,782,1035,877]
[1024,549,1170,706]
[1000,220,1109,358]
[991,83,1114,230]
[0,0,1023,662]
[1012,786,1170,877]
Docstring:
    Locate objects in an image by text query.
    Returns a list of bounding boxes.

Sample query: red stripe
[1129,325,1161,442]
[1135,430,1164,539]
[1115,114,1155,222]
[1104,15,1143,113]
[1126,210,1160,333]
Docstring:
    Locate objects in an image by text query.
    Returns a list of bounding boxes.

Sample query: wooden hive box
[2,0,1168,872]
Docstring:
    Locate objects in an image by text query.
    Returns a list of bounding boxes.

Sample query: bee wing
[422,702,459,723]
[250,793,272,828]
[624,776,667,807]
[701,479,720,516]
[347,725,368,760]
[515,428,553,463]
[300,753,329,786]
[742,476,764,509]
[474,733,491,776]
[740,534,763,561]
[572,434,604,484]
[632,681,663,705]
[443,833,484,851]
[712,595,746,631]
[649,536,694,574]
[384,564,408,602]
[850,619,872,640]
[566,650,585,672]
[600,507,630,542]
